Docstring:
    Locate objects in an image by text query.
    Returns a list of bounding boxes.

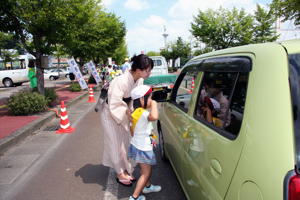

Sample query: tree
[253,4,279,43]
[0,0,98,95]
[63,10,126,68]
[160,37,191,67]
[111,38,129,65]
[271,0,300,26]
[146,51,160,57]
[190,6,254,50]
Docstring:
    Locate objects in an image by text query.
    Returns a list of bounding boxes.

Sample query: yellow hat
[125,58,129,61]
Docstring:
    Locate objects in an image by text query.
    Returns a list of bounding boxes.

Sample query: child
[128,85,161,200]
[202,96,221,127]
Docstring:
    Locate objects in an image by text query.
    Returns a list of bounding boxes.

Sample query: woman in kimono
[100,54,153,186]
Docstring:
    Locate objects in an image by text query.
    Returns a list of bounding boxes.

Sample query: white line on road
[104,168,118,200]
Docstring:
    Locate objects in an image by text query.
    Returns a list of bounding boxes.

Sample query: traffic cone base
[56,126,75,134]
[56,101,75,134]
[87,86,96,102]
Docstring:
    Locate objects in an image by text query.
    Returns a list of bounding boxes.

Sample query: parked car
[43,70,59,81]
[152,39,300,200]
[50,69,68,78]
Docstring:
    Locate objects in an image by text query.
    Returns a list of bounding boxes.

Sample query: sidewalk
[0,81,100,155]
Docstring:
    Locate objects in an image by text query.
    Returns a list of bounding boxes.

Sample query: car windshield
[289,53,300,174]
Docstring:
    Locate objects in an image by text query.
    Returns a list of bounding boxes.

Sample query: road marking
[104,168,118,200]
[55,85,70,91]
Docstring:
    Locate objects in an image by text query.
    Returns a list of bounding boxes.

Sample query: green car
[154,39,300,200]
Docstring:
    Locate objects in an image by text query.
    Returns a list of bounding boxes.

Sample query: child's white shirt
[130,110,153,151]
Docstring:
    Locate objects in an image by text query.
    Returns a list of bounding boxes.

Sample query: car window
[153,59,162,67]
[170,68,198,111]
[194,57,250,139]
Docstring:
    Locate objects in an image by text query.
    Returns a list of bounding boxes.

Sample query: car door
[181,56,250,200]
[160,66,199,182]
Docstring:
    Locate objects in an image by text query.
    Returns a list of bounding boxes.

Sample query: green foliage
[0,0,100,95]
[88,75,96,84]
[190,6,278,50]
[5,88,48,115]
[111,38,129,65]
[253,4,279,43]
[44,88,58,104]
[69,83,82,92]
[160,37,191,67]
[191,6,254,50]
[146,51,160,56]
[271,0,300,26]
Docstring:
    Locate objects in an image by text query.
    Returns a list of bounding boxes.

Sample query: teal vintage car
[154,39,300,200]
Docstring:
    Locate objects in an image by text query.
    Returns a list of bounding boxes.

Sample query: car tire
[50,76,55,81]
[158,122,168,161]
[65,74,69,78]
[3,78,13,87]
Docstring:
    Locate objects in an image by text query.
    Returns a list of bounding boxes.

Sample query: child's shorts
[128,144,157,165]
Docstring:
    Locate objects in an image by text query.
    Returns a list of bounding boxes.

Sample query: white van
[0,54,35,87]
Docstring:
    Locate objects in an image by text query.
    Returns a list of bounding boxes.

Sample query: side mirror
[152,89,168,102]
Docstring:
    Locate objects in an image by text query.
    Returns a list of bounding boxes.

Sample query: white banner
[67,58,88,90]
[169,59,173,67]
[108,57,112,65]
[87,61,101,85]
[175,57,180,68]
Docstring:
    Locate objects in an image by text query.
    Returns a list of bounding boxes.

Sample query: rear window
[153,59,162,67]
[289,53,300,174]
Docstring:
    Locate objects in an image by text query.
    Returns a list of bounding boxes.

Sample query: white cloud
[143,15,167,27]
[124,0,150,11]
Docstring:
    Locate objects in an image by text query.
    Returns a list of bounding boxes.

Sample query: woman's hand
[126,108,133,122]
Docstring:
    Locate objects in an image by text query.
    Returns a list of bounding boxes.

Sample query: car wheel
[158,123,168,161]
[50,76,55,81]
[3,78,13,87]
[65,74,69,78]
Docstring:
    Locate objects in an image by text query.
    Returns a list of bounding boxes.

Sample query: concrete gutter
[0,90,90,155]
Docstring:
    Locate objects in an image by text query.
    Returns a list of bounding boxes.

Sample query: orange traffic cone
[87,87,96,102]
[189,77,194,94]
[56,101,75,134]
[104,79,107,85]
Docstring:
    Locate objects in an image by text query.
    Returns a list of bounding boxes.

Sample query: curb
[0,89,91,155]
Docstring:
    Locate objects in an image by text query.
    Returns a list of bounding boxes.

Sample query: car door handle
[210,159,222,179]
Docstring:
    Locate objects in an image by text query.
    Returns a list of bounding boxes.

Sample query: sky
[101,0,300,57]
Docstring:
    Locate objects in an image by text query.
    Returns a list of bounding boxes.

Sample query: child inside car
[202,96,221,127]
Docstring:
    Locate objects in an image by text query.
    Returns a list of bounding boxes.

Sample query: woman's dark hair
[133,93,151,109]
[131,54,153,71]
[28,60,35,68]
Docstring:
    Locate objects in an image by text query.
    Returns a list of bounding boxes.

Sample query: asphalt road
[0,89,186,200]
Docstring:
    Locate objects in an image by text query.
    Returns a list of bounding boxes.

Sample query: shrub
[88,75,96,84]
[69,83,82,92]
[44,87,58,104]
[5,88,48,115]
[168,67,173,72]
[172,67,178,72]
